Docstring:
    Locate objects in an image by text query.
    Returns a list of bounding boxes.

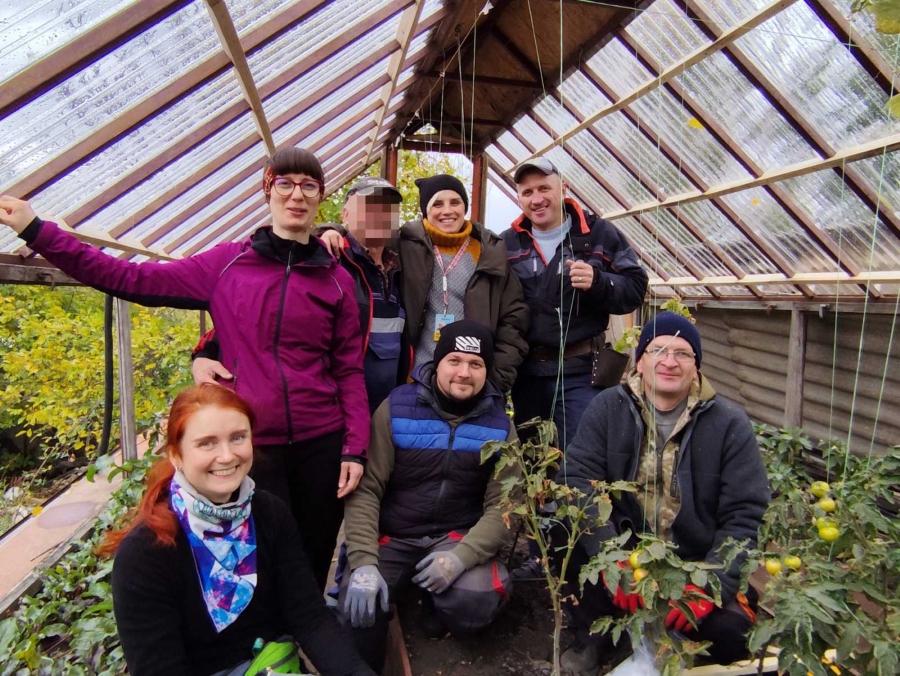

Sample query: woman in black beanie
[397,174,528,392]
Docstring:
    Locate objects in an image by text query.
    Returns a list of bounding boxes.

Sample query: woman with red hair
[104,384,373,676]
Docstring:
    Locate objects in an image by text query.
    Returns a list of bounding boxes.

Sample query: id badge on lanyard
[432,238,470,340]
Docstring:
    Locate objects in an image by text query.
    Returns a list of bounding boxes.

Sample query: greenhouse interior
[0,0,898,675]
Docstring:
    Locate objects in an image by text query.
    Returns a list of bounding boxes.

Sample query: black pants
[252,429,345,591]
[561,541,757,665]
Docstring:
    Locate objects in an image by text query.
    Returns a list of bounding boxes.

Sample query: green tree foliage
[0,285,197,483]
[316,151,462,225]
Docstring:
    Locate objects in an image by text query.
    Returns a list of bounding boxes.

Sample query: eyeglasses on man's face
[646,347,695,363]
[272,177,324,198]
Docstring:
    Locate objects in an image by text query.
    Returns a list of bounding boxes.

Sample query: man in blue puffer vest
[339,320,517,673]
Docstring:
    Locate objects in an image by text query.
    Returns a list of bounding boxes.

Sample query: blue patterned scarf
[170,471,257,632]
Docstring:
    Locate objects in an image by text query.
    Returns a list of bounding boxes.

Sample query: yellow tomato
[819,526,840,542]
[629,549,644,569]
[810,481,830,498]
[765,559,782,575]
[817,517,837,529]
[784,555,802,570]
[818,498,837,513]
[633,568,649,583]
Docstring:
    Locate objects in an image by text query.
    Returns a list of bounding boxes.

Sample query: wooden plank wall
[694,308,900,454]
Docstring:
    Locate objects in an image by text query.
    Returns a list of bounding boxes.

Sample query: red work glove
[602,561,644,614]
[665,584,714,632]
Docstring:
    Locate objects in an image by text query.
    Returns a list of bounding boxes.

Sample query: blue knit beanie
[635,312,702,367]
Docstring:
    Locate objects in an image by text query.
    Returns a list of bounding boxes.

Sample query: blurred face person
[342,194,399,246]
[515,170,567,231]
[636,335,698,407]
[175,405,254,504]
[427,190,467,233]
[268,173,323,239]
[435,352,487,401]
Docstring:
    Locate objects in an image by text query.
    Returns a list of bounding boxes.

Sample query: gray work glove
[412,550,465,594]
[343,565,389,628]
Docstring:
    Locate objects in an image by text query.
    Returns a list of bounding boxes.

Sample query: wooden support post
[381,145,399,185]
[200,310,207,336]
[470,153,488,224]
[784,307,807,429]
[115,299,138,461]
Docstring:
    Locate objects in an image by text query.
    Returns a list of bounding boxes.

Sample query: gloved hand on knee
[344,565,389,628]
[412,550,465,594]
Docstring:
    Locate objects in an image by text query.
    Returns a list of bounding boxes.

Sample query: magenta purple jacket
[20,218,369,458]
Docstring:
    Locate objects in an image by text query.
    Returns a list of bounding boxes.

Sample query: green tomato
[819,526,840,542]
[810,481,830,498]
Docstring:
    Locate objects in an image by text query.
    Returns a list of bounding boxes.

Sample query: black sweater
[111,490,373,676]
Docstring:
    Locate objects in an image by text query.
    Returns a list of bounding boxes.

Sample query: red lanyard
[433,237,470,313]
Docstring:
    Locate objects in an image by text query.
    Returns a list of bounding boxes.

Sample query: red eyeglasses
[272,177,324,198]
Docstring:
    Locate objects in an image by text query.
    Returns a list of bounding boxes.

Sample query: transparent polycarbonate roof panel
[0,2,220,188]
[623,0,707,70]
[90,142,262,244]
[853,154,900,225]
[534,94,581,134]
[396,65,418,93]
[806,283,865,296]
[173,203,269,257]
[317,117,375,159]
[154,172,263,250]
[512,117,553,152]
[648,284,675,295]
[755,284,804,296]
[614,216,691,277]
[543,149,621,216]
[263,23,395,119]
[558,71,611,120]
[719,187,841,273]
[421,0,446,22]
[249,0,397,86]
[68,112,256,236]
[677,201,781,275]
[0,229,22,255]
[641,210,732,277]
[734,1,900,147]
[699,0,772,28]
[832,0,900,72]
[407,30,433,62]
[586,38,653,99]
[32,73,245,220]
[778,170,900,272]
[567,131,656,205]
[228,0,297,36]
[675,50,816,171]
[495,131,531,164]
[272,60,388,142]
[0,0,138,84]
[486,145,514,172]
[630,87,750,187]
[707,285,756,297]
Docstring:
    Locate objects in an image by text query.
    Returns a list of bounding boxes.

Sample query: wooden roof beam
[509,0,797,170]
[422,72,544,90]
[365,2,425,166]
[204,0,274,156]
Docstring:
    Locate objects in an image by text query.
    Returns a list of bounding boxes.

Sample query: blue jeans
[511,368,598,452]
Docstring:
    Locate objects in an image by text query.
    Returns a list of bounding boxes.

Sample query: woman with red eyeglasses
[0,147,368,590]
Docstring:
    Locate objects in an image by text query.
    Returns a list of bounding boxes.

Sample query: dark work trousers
[559,540,758,665]
[251,429,345,591]
[338,531,511,673]
[512,364,597,452]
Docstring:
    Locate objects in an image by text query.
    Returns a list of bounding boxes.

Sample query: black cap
[513,156,559,183]
[433,320,494,376]
[346,176,402,204]
[635,312,702,367]
[414,174,469,218]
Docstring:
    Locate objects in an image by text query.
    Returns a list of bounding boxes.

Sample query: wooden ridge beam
[422,72,544,90]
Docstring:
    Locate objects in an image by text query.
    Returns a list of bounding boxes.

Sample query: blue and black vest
[381,383,510,538]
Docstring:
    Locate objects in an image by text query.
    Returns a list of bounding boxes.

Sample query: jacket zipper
[431,426,458,522]
[273,248,294,443]
[342,250,374,354]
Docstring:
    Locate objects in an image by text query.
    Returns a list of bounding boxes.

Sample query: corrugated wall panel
[693,308,900,454]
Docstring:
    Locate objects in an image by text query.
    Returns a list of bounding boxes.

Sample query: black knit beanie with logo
[432,319,494,375]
